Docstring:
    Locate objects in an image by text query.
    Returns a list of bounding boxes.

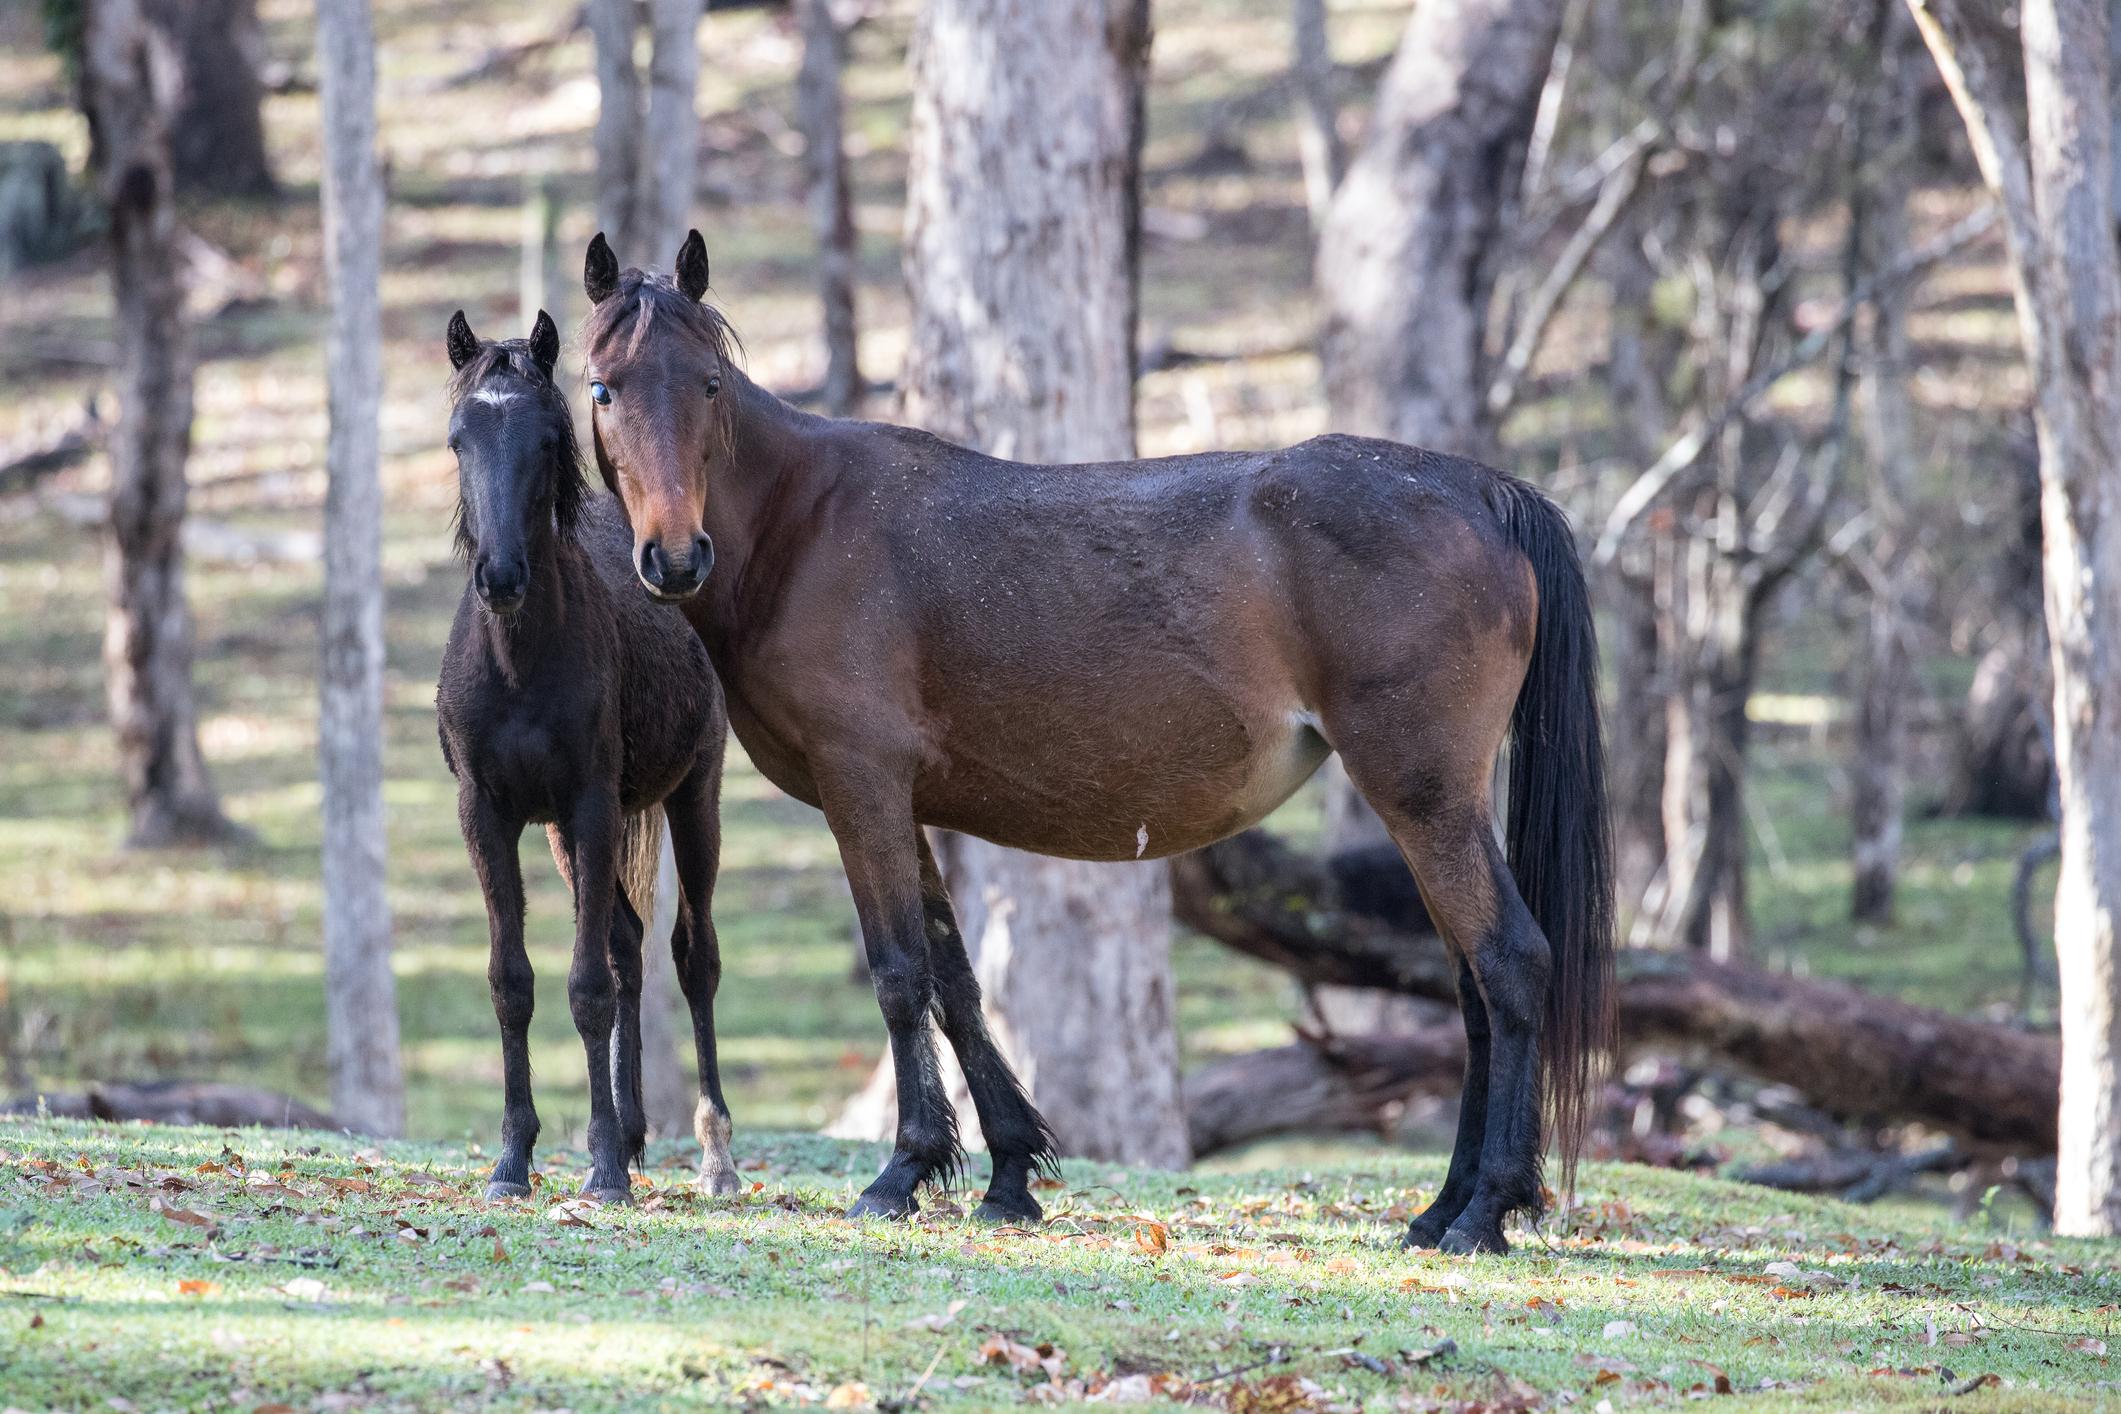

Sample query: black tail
[1496,479,1615,1194]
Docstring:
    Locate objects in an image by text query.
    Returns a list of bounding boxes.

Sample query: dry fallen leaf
[176,1279,220,1297]
[150,1196,217,1233]
[1133,1218,1169,1256]
[906,1298,969,1331]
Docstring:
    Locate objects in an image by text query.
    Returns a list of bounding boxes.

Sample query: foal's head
[444,309,584,615]
[580,229,739,603]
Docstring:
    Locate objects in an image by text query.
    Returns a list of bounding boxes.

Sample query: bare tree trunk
[797,0,861,415]
[636,828,697,1136]
[588,0,703,266]
[889,0,1187,1169]
[1290,0,1342,231]
[315,0,403,1138]
[1908,0,2121,1234]
[80,0,236,850]
[1656,554,1757,958]
[1312,0,1565,851]
[150,0,276,198]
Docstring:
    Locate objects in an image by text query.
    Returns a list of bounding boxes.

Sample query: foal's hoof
[846,1189,917,1221]
[1400,1217,1448,1251]
[696,1165,741,1198]
[1438,1221,1509,1256]
[973,1190,1044,1227]
[582,1184,634,1206]
[484,1180,533,1202]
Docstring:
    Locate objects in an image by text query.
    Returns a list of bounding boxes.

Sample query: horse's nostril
[693,533,714,580]
[638,542,667,588]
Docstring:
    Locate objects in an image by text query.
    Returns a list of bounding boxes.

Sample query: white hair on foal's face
[470,387,517,408]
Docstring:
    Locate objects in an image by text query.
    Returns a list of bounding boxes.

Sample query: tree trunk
[151,0,276,198]
[636,828,698,1136]
[797,0,860,415]
[80,0,236,850]
[891,0,1187,1169]
[315,0,403,1138]
[1312,0,1564,849]
[588,0,703,266]
[1290,0,1342,231]
[1909,0,2121,1236]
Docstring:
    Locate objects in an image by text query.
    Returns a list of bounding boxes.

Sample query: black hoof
[846,1189,917,1221]
[1400,1218,1448,1251]
[1438,1221,1509,1256]
[485,1179,532,1201]
[973,1191,1044,1226]
[583,1184,634,1205]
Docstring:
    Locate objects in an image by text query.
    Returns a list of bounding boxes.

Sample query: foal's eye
[705,375,721,399]
[590,380,612,405]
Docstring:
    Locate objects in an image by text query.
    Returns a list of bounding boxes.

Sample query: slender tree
[796,0,861,414]
[150,0,276,198]
[588,0,705,266]
[78,0,238,848]
[1905,0,2121,1236]
[315,0,403,1136]
[897,0,1187,1167]
[1289,0,1343,231]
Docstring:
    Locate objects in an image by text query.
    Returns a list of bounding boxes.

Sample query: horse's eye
[705,375,721,399]
[590,380,612,405]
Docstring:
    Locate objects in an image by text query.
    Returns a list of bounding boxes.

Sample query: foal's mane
[579,271,744,457]
[445,338,588,559]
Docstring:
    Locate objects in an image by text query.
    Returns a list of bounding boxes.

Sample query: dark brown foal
[579,233,1614,1253]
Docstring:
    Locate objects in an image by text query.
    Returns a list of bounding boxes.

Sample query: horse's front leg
[559,787,632,1202]
[666,762,739,1196]
[462,788,537,1200]
[818,766,956,1219]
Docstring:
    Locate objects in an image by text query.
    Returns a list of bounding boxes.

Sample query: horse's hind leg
[916,832,1054,1225]
[664,762,739,1196]
[1336,743,1548,1256]
[608,890,649,1170]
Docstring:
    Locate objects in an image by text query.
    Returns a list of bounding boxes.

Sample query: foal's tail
[543,809,665,925]
[1496,478,1616,1195]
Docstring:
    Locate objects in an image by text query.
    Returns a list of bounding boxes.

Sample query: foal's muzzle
[474,555,528,614]
[637,533,714,602]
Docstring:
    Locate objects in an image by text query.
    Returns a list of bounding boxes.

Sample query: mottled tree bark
[1290,0,1343,231]
[797,0,860,415]
[316,0,403,1137]
[891,0,1187,1168]
[151,0,276,198]
[1908,0,2121,1236]
[80,0,236,849]
[1312,0,1564,852]
[588,0,704,266]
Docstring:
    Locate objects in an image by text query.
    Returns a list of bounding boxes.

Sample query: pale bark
[1290,0,1343,231]
[588,0,704,266]
[1312,0,1565,852]
[637,828,697,1136]
[1908,0,2121,1234]
[797,0,860,415]
[81,0,235,850]
[316,0,403,1138]
[889,0,1188,1169]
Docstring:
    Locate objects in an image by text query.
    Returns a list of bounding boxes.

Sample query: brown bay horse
[579,231,1614,1255]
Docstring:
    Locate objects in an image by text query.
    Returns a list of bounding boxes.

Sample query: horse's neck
[476,530,581,685]
[709,370,833,571]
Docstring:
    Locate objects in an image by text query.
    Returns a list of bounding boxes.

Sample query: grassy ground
[4,1119,2118,1411]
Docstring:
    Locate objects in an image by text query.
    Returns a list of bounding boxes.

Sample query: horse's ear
[675,229,709,301]
[447,309,479,370]
[529,309,560,376]
[585,232,619,305]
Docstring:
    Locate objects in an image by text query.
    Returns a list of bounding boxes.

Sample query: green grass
[3,1120,2116,1411]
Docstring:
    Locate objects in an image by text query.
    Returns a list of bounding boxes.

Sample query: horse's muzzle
[637,534,714,601]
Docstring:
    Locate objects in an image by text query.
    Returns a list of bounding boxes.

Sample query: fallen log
[1185,1024,1465,1159]
[1171,832,2062,1152]
[2,1081,336,1131]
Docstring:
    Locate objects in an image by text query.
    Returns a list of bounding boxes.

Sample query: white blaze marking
[1136,823,1149,859]
[471,388,516,407]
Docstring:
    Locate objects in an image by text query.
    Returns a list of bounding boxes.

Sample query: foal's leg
[665,763,739,1196]
[915,833,1054,1225]
[462,790,537,1200]
[558,787,633,1202]
[1401,960,1491,1248]
[608,890,649,1170]
[818,769,956,1219]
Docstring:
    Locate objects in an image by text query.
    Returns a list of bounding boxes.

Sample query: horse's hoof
[973,1191,1043,1226]
[1400,1219,1447,1251]
[485,1180,532,1202]
[846,1190,916,1221]
[697,1166,741,1198]
[583,1184,634,1206]
[1438,1221,1508,1256]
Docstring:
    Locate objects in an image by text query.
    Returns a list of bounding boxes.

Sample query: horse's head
[444,308,582,616]
[580,229,737,603]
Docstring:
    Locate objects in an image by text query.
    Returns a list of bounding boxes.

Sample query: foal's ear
[585,232,619,305]
[446,309,480,370]
[675,229,710,302]
[529,309,560,376]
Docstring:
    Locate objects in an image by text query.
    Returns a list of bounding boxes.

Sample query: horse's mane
[579,271,744,457]
[445,338,588,560]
